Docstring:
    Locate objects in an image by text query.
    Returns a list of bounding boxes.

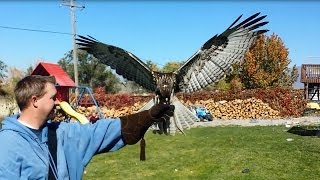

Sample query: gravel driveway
[192,116,320,127]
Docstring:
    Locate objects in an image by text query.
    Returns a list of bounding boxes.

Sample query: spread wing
[175,12,269,93]
[76,35,156,91]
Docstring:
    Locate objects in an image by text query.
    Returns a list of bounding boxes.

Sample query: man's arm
[56,119,124,167]
[56,104,175,169]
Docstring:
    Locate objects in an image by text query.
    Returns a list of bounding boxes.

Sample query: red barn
[31,62,76,102]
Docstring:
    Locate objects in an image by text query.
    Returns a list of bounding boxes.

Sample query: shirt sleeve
[56,119,125,167]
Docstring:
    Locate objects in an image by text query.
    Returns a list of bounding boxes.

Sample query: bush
[214,79,231,91]
[93,87,151,109]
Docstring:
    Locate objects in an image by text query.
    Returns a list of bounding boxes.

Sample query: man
[0,75,174,179]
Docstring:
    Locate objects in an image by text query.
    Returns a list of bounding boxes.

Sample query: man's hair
[14,75,56,111]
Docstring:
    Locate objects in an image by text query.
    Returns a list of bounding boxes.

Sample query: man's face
[36,83,59,120]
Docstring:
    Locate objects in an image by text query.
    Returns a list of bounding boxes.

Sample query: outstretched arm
[56,104,175,175]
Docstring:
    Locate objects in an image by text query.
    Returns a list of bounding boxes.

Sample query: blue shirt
[0,115,125,180]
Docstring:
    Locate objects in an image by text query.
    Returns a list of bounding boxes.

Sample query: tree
[161,61,183,73]
[25,64,35,76]
[58,50,121,93]
[230,33,298,89]
[0,60,7,84]
[145,60,159,72]
[0,66,24,96]
[0,60,8,95]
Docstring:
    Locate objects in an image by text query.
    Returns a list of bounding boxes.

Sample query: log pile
[182,97,279,120]
[53,97,280,121]
[70,101,146,118]
[53,100,148,122]
[100,102,146,118]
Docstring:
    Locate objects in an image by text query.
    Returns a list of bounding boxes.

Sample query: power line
[0,25,167,66]
[0,22,169,68]
[0,25,73,35]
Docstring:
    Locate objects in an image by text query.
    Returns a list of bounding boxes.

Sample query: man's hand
[149,104,175,135]
[149,104,175,121]
[120,104,175,145]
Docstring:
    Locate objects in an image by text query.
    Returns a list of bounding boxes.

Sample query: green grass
[83,126,320,180]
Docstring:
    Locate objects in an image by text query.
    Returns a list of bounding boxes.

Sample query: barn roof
[31,62,76,87]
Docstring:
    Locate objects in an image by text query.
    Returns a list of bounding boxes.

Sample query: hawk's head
[153,72,176,104]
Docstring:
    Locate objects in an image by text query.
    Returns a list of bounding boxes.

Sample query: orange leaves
[92,87,151,109]
[240,33,296,89]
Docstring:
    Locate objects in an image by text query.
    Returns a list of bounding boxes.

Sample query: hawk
[76,12,269,134]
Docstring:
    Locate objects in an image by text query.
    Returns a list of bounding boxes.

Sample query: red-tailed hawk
[76,12,269,134]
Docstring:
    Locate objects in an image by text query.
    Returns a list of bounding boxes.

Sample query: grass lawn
[83,126,320,180]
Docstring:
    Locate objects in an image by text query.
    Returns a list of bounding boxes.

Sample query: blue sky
[0,1,319,71]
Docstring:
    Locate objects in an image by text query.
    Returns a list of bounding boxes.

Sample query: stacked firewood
[100,102,146,118]
[53,96,280,121]
[183,97,279,119]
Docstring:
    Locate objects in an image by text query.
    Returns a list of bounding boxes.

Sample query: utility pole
[60,0,85,86]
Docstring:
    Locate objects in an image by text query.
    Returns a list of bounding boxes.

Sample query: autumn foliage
[92,87,151,109]
[230,33,298,89]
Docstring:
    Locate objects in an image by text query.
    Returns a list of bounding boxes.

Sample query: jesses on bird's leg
[153,88,171,135]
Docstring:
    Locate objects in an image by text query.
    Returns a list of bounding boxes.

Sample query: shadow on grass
[287,126,320,137]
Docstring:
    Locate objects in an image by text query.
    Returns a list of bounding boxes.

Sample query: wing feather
[76,35,156,91]
[175,12,269,93]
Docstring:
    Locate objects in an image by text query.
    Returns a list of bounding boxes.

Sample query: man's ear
[31,96,38,108]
